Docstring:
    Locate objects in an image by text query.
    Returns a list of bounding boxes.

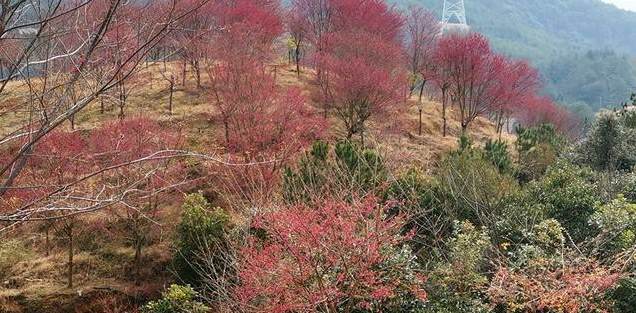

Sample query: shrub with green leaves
[282,140,386,204]
[590,196,636,255]
[385,169,449,253]
[609,277,636,313]
[173,193,231,287]
[142,284,209,313]
[515,124,562,182]
[624,174,636,203]
[484,139,512,173]
[425,221,491,313]
[529,219,565,255]
[527,160,599,241]
[516,124,563,154]
[435,140,519,229]
[579,111,635,172]
[621,110,636,129]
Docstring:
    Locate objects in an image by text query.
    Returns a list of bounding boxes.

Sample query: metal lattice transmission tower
[442,0,467,25]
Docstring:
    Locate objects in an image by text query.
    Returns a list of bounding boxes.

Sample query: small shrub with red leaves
[234,198,427,313]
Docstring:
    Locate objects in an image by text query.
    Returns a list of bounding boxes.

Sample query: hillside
[0,63,514,312]
[394,0,636,113]
[397,0,636,62]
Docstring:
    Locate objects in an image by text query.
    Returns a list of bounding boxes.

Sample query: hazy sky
[602,0,636,11]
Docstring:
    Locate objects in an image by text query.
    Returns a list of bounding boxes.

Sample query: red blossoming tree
[435,33,501,133]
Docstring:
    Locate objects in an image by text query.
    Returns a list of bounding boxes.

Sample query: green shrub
[590,196,636,255]
[142,284,209,313]
[283,140,386,204]
[516,124,563,154]
[334,140,387,191]
[529,219,565,255]
[425,221,491,313]
[609,277,636,313]
[621,110,636,129]
[484,140,512,173]
[623,174,636,203]
[527,161,599,241]
[517,143,558,183]
[435,141,519,228]
[385,169,450,254]
[515,124,562,183]
[173,193,231,287]
[492,192,547,247]
[579,111,635,172]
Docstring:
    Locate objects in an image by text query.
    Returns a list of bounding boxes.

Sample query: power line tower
[442,0,467,25]
[441,0,469,34]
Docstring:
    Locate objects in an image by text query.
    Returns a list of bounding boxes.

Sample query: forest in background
[397,0,636,115]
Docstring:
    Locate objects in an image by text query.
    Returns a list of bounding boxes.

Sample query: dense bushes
[434,140,519,229]
[148,123,633,312]
[484,139,512,173]
[578,111,636,172]
[425,221,491,313]
[526,161,599,241]
[142,284,209,313]
[609,277,636,313]
[515,124,562,182]
[590,196,636,255]
[173,193,232,288]
[282,140,387,204]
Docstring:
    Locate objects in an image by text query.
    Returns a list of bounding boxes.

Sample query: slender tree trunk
[223,118,230,145]
[69,114,75,130]
[295,46,301,77]
[360,129,364,147]
[195,60,201,89]
[68,227,74,288]
[182,60,187,86]
[134,240,142,284]
[168,78,174,115]
[418,79,426,104]
[418,108,423,136]
[442,88,448,137]
[45,224,50,257]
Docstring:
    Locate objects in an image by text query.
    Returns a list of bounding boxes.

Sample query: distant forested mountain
[392,0,636,114]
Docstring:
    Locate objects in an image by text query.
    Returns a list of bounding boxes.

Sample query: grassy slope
[0,62,514,312]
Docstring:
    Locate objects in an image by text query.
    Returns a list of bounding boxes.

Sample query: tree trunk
[119,103,125,120]
[168,79,174,115]
[418,108,423,136]
[418,79,426,104]
[442,88,448,137]
[134,240,142,284]
[68,227,74,288]
[181,60,187,86]
[360,128,365,147]
[295,46,301,77]
[195,60,201,89]
[223,118,230,145]
[69,114,75,130]
[45,224,50,257]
